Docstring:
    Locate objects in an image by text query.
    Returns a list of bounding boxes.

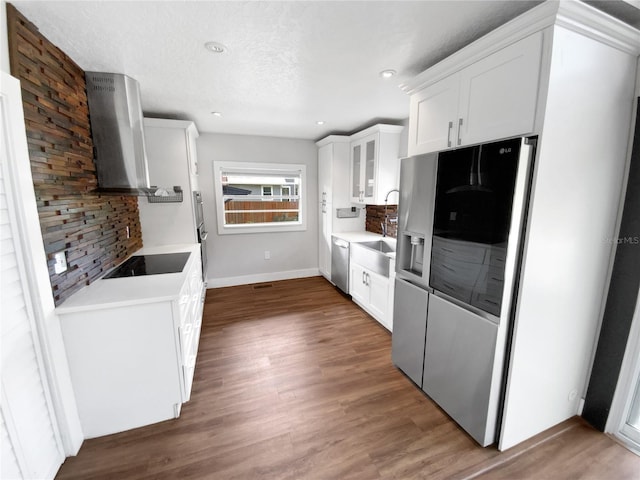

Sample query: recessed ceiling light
[211,111,222,117]
[205,41,227,54]
[316,120,325,125]
[379,69,397,79]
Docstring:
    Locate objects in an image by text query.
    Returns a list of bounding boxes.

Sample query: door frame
[606,287,640,454]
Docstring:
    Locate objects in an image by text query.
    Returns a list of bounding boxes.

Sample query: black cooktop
[104,252,191,279]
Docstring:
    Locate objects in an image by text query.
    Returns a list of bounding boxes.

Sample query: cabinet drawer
[178,323,195,364]
[182,355,197,401]
[178,280,191,325]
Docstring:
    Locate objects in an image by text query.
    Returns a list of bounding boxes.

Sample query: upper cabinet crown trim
[315,135,351,147]
[402,0,640,95]
[144,118,199,138]
[555,0,640,56]
[349,124,404,141]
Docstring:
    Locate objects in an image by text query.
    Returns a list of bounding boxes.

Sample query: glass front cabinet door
[350,133,378,203]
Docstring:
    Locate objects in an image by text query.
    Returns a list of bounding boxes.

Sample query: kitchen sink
[357,240,396,254]
[350,239,396,277]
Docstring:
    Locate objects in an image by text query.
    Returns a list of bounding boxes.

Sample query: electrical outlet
[264,251,271,260]
[53,251,67,274]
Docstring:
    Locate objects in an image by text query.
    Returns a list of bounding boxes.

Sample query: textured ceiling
[13,0,623,140]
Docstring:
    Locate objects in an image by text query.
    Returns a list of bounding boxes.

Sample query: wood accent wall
[365,204,397,238]
[7,4,143,306]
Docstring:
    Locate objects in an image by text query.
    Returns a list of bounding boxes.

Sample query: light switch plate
[53,251,67,274]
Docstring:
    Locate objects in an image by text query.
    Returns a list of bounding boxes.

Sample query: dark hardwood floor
[56,276,640,479]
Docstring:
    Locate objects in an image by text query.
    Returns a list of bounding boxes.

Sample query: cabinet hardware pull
[362,271,366,284]
[457,118,463,146]
[447,121,453,147]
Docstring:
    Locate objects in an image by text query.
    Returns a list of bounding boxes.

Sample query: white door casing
[1,72,65,479]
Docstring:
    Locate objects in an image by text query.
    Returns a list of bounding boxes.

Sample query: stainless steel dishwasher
[331,236,350,294]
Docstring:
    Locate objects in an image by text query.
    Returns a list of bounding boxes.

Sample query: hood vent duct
[85,72,151,195]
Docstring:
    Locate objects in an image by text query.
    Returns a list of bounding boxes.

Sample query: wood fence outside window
[224,200,300,224]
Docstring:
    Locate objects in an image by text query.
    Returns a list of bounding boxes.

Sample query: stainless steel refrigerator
[392,137,535,447]
[391,153,437,386]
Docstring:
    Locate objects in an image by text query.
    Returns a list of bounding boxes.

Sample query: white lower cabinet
[57,248,204,439]
[350,261,394,331]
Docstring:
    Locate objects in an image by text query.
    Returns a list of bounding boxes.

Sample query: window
[213,161,307,234]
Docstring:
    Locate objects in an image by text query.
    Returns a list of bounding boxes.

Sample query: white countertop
[332,231,397,244]
[56,244,199,314]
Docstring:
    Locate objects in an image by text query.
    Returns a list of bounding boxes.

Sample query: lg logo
[499,147,512,154]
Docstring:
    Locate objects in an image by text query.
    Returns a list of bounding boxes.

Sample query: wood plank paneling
[6,4,143,305]
[53,278,640,479]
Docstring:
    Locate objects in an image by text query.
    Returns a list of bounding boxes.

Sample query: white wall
[2,0,10,74]
[399,118,410,159]
[197,133,319,287]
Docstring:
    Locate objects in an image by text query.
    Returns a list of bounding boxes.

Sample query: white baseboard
[206,268,320,288]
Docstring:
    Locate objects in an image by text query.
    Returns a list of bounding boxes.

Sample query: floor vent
[252,283,273,290]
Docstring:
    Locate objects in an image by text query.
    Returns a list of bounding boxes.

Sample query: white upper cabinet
[350,133,377,203]
[408,32,543,156]
[408,74,460,154]
[349,124,403,204]
[457,32,543,146]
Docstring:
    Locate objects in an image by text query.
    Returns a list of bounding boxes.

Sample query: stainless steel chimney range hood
[85,72,151,195]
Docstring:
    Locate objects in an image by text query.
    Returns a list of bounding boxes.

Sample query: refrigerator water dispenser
[398,232,425,276]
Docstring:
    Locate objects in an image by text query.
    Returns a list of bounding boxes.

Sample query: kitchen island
[56,244,205,439]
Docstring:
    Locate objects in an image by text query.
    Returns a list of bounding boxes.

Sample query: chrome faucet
[383,188,400,237]
[384,188,400,204]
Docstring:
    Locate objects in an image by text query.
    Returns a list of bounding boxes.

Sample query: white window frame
[213,161,307,235]
[261,185,272,198]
